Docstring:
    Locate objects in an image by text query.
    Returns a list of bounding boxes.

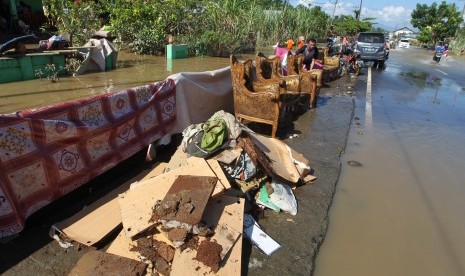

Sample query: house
[392,27,415,38]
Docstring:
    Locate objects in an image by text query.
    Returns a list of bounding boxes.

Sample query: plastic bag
[269,180,297,215]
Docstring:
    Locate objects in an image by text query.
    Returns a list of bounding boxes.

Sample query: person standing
[297,36,305,49]
[286,37,294,51]
[294,38,319,70]
[434,42,445,64]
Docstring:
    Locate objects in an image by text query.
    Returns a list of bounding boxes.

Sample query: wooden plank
[164,146,189,173]
[170,195,244,276]
[68,250,147,276]
[106,228,174,261]
[140,162,167,181]
[118,157,226,238]
[206,159,231,190]
[53,175,137,246]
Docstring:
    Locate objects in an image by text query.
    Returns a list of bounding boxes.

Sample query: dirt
[166,228,188,243]
[195,239,223,273]
[151,175,218,225]
[180,235,199,252]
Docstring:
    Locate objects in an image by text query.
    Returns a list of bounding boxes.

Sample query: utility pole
[332,0,338,18]
[358,0,363,21]
[330,0,338,27]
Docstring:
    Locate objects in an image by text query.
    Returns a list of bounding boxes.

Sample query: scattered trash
[256,184,280,212]
[51,111,317,275]
[269,180,298,216]
[243,214,281,256]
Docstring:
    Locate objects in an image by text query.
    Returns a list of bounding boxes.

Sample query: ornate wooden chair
[229,54,283,137]
[255,52,301,110]
[287,54,321,108]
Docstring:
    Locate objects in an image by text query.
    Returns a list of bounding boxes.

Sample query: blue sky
[289,0,465,31]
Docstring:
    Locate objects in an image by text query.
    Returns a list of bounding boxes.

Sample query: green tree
[411,1,463,44]
[332,14,373,36]
[42,0,103,46]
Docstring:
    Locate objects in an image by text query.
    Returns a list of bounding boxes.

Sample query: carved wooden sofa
[230,54,293,138]
[256,52,321,110]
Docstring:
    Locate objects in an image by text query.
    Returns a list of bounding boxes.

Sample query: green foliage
[332,15,373,36]
[34,64,65,82]
[42,0,102,46]
[450,28,465,55]
[411,1,463,44]
[41,0,380,56]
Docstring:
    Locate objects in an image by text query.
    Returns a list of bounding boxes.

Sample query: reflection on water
[0,52,229,113]
[315,49,465,276]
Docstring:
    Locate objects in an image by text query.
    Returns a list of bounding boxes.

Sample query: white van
[399,39,410,48]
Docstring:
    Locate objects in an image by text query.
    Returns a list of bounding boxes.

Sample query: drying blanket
[0,79,176,237]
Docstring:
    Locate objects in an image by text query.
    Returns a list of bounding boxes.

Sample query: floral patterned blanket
[0,79,176,237]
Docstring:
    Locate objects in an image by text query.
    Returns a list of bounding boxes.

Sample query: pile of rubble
[53,111,316,275]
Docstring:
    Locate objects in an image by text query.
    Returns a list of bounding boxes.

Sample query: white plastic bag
[269,179,297,215]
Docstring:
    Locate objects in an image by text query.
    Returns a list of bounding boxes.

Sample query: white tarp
[75,38,118,75]
[157,66,234,145]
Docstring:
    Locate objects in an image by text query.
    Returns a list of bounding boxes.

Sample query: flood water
[0,52,230,114]
[315,48,465,276]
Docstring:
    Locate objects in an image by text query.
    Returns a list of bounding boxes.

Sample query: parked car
[353,32,388,68]
[399,39,410,48]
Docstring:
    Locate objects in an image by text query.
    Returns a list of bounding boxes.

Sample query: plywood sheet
[118,157,226,238]
[53,175,136,246]
[106,229,174,261]
[68,250,147,276]
[155,175,217,225]
[170,195,244,276]
[140,162,168,181]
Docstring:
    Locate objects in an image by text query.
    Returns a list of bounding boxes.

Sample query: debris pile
[53,110,316,275]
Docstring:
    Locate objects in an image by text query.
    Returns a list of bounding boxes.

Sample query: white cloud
[293,1,414,29]
[363,6,413,23]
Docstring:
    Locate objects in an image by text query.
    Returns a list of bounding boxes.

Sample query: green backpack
[201,118,228,152]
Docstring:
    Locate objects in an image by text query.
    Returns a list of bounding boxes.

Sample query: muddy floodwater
[0,52,231,114]
[315,48,465,276]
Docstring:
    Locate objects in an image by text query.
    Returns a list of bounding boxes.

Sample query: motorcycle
[338,51,364,76]
[326,38,337,57]
[433,51,443,63]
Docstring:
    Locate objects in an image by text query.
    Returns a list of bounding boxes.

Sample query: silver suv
[353,32,388,68]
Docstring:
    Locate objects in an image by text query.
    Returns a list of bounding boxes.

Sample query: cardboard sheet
[248,132,311,183]
[118,157,229,238]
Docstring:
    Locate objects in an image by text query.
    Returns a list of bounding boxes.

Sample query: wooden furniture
[322,48,340,82]
[286,54,321,108]
[255,52,302,109]
[230,55,283,138]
